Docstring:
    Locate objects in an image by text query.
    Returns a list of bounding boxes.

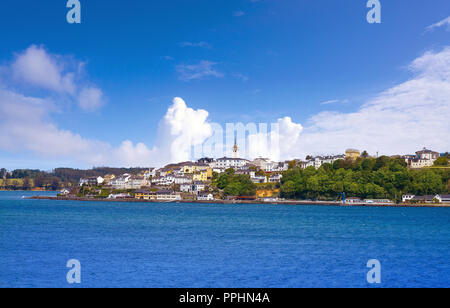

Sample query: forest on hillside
[0,167,149,190]
[280,156,450,202]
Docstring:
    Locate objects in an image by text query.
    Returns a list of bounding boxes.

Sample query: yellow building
[193,170,209,182]
[135,190,156,200]
[184,165,212,181]
[346,149,361,161]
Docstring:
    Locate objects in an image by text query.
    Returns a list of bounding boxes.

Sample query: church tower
[232,136,239,159]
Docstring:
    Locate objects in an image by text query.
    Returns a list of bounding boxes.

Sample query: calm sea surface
[0,191,449,288]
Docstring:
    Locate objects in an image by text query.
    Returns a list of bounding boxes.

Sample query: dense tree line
[214,169,256,197]
[0,167,149,190]
[280,156,450,202]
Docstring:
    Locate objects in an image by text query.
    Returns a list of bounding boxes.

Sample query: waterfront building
[440,194,450,203]
[135,190,156,200]
[364,199,394,204]
[410,195,441,203]
[261,197,280,202]
[345,197,362,204]
[156,190,182,201]
[197,193,214,201]
[402,194,416,203]
[107,193,132,199]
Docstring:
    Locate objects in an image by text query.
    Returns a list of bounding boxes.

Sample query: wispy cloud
[320,99,349,105]
[233,11,245,17]
[426,16,450,32]
[233,73,249,82]
[179,41,212,49]
[176,61,224,82]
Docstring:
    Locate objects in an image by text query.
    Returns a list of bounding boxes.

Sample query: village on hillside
[68,145,450,205]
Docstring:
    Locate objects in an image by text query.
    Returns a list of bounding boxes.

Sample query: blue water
[0,191,449,288]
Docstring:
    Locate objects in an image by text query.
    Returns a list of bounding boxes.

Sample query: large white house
[152,175,175,186]
[128,176,148,189]
[404,148,440,168]
[109,174,131,189]
[214,157,250,169]
[301,155,345,169]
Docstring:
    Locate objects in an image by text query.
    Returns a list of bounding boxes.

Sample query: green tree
[434,157,449,166]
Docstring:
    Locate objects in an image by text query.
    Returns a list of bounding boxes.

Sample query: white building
[156,190,181,201]
[215,157,250,169]
[301,155,345,169]
[128,176,148,189]
[152,175,175,186]
[197,193,214,201]
[144,168,156,179]
[251,175,267,184]
[180,182,206,193]
[108,193,131,199]
[79,176,105,186]
[402,194,416,203]
[174,177,192,185]
[404,148,440,168]
[269,174,283,183]
[109,174,131,189]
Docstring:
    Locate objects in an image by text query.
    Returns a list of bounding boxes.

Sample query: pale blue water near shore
[0,191,449,288]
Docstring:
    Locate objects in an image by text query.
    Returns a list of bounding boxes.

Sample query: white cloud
[11,45,76,94]
[176,61,224,81]
[0,89,109,165]
[156,97,214,163]
[426,16,450,32]
[78,87,104,111]
[233,11,245,17]
[8,45,104,111]
[293,47,450,158]
[247,117,303,161]
[2,45,449,168]
[0,89,213,168]
[320,99,349,105]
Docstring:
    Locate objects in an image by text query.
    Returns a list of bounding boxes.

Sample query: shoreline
[28,196,450,208]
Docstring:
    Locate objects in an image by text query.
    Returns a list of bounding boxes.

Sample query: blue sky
[0,0,449,169]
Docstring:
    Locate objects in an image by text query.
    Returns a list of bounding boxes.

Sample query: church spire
[232,135,239,158]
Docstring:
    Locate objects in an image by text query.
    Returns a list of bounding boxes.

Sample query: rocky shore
[28,196,450,208]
